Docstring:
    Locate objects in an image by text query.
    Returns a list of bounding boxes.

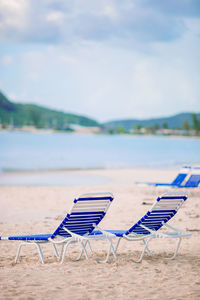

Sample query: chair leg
[80,241,89,259]
[15,242,45,264]
[110,239,117,259]
[98,238,117,263]
[35,243,45,264]
[75,240,92,261]
[133,237,154,263]
[61,240,74,264]
[115,237,122,254]
[143,239,152,256]
[58,244,65,261]
[52,244,60,260]
[87,241,93,254]
[15,242,25,263]
[161,238,182,260]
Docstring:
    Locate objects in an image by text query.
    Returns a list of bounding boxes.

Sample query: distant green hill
[1,90,199,132]
[103,113,200,130]
[0,91,99,129]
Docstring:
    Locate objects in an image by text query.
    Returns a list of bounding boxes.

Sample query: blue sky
[0,0,199,122]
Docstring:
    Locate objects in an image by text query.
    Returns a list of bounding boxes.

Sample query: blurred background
[0,0,200,185]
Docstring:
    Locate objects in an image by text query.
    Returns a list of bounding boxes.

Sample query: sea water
[0,131,199,185]
[0,131,199,171]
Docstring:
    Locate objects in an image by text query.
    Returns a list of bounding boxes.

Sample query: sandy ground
[0,168,200,300]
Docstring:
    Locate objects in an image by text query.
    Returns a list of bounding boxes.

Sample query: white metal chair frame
[112,221,191,263]
[49,225,117,264]
[91,192,192,263]
[2,192,114,264]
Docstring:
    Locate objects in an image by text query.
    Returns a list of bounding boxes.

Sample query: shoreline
[0,167,196,187]
[1,127,200,139]
[1,165,183,173]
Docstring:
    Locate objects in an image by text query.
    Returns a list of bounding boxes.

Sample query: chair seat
[6,234,52,241]
[91,230,127,237]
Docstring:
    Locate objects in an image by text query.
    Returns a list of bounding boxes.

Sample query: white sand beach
[0,168,200,300]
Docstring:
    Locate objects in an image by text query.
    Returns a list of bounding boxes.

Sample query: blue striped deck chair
[136,166,191,187]
[0,193,114,264]
[91,193,191,263]
[179,167,200,188]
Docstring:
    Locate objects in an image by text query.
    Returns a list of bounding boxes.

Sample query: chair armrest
[62,227,84,240]
[93,224,116,238]
[48,236,71,244]
[140,224,165,238]
[162,222,188,233]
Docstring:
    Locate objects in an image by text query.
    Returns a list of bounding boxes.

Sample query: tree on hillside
[30,110,42,128]
[117,126,128,134]
[192,113,200,135]
[163,122,168,129]
[133,124,141,132]
[183,119,190,131]
[153,123,160,130]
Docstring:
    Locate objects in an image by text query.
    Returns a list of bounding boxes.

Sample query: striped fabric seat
[52,194,113,238]
[181,168,200,187]
[136,166,191,187]
[126,195,186,235]
[184,174,200,187]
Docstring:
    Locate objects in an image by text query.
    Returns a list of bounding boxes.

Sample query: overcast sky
[0,0,199,122]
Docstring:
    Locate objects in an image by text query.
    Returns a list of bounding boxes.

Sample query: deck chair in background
[0,193,114,264]
[136,166,191,187]
[180,167,200,188]
[91,193,191,263]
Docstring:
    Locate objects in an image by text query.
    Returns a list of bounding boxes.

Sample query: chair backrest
[51,193,114,238]
[126,193,187,236]
[183,168,200,187]
[171,166,191,186]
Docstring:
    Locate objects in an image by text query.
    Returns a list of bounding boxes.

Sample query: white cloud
[0,0,28,41]
[103,4,118,20]
[0,0,199,44]
[0,1,199,121]
[46,11,65,24]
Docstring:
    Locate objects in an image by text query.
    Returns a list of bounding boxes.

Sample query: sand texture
[0,168,200,300]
